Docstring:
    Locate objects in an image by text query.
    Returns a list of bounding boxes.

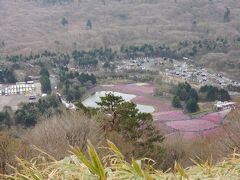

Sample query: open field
[102,83,232,139]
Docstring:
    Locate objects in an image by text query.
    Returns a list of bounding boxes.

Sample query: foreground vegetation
[4,140,240,179]
[0,108,239,178]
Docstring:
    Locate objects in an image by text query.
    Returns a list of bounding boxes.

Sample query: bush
[24,111,104,159]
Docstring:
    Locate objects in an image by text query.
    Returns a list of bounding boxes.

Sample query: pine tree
[86,19,92,29]
[172,96,181,108]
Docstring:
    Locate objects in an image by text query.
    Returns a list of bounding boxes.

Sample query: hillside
[1,0,240,77]
[0,0,240,54]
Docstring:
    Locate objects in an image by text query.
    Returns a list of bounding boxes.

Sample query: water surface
[82,91,155,113]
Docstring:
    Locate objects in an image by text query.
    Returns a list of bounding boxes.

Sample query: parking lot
[0,82,42,110]
[115,57,240,89]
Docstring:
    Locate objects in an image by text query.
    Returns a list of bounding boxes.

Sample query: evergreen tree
[186,98,199,113]
[86,19,92,29]
[40,67,50,77]
[61,17,68,26]
[172,96,181,108]
[40,66,51,94]
[200,85,231,102]
[0,68,17,83]
[40,75,52,94]
[218,89,231,101]
[224,7,230,22]
[97,93,124,125]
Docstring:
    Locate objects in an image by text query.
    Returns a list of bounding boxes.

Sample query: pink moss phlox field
[201,114,221,124]
[153,111,190,121]
[162,110,230,139]
[165,119,218,132]
[163,110,230,131]
[170,128,222,139]
[103,83,231,139]
[109,83,154,95]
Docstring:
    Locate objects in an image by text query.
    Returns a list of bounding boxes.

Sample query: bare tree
[219,109,240,154]
[24,111,105,159]
[0,131,32,174]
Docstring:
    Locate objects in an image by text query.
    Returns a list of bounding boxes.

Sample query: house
[213,101,236,111]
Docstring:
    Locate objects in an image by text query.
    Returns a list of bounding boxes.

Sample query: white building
[213,101,236,111]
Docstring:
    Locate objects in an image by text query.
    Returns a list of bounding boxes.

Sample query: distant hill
[0,0,240,77]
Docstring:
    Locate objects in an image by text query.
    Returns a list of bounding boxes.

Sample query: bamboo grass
[3,141,240,180]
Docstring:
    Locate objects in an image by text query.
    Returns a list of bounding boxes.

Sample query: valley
[0,0,240,178]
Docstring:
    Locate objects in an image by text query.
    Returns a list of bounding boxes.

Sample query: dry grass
[3,140,240,179]
[0,0,240,55]
[199,52,240,80]
[1,0,240,78]
[24,111,105,159]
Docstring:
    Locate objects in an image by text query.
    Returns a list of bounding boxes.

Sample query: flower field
[153,110,190,121]
[165,119,218,132]
[107,83,154,95]
[134,96,174,112]
[102,83,231,139]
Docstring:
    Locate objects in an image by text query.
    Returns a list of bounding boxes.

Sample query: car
[29,95,36,100]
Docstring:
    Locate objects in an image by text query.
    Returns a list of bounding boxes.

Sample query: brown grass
[24,111,105,159]
[0,0,240,55]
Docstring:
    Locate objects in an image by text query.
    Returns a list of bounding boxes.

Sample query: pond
[82,91,155,113]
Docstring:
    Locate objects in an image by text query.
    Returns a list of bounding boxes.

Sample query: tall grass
[3,141,240,179]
